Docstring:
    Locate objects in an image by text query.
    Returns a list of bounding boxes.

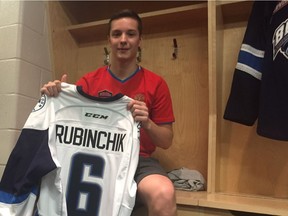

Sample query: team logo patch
[32,95,46,112]
[272,18,288,60]
[98,90,113,98]
[134,93,145,102]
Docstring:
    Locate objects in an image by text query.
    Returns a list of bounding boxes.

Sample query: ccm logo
[85,112,108,119]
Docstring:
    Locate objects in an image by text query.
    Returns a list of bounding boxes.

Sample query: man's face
[108,18,141,62]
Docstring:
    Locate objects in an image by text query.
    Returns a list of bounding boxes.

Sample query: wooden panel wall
[48,1,79,82]
[146,27,209,176]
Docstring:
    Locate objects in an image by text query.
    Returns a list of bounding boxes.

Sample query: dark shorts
[134,156,169,184]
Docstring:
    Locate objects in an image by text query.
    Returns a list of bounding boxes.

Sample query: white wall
[0,1,52,178]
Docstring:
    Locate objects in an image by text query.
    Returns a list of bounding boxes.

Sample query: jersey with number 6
[0,83,140,216]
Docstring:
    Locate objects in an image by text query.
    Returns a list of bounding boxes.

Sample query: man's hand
[127,100,151,129]
[40,74,67,97]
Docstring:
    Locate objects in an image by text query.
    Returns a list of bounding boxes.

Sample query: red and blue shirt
[76,66,175,157]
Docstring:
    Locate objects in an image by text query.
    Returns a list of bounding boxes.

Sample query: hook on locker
[172,38,178,60]
[104,47,110,65]
[137,47,142,63]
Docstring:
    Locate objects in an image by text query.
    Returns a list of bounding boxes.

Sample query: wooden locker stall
[47,1,288,215]
[49,0,209,176]
[204,1,288,215]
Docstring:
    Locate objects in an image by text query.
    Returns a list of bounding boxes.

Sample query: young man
[41,9,177,216]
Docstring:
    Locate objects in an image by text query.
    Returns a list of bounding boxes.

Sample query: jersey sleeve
[150,78,175,124]
[223,1,275,125]
[0,95,57,216]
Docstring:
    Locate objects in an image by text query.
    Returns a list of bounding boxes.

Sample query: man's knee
[156,181,175,201]
[151,182,177,216]
[138,175,174,197]
[137,175,177,216]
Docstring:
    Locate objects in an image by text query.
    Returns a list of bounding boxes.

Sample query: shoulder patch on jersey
[33,95,47,112]
[273,18,288,60]
[134,93,145,102]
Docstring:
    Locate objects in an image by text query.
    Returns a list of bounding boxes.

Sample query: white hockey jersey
[0,83,140,216]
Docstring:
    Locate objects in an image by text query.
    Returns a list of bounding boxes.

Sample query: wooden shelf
[176,191,288,215]
[218,0,253,24]
[217,0,250,5]
[60,1,198,24]
[67,3,207,44]
[200,193,288,215]
[176,190,207,206]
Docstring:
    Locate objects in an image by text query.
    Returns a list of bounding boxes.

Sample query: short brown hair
[108,9,142,36]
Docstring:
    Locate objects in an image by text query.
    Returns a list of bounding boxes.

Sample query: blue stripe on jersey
[0,186,38,204]
[238,50,264,74]
[107,66,141,83]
